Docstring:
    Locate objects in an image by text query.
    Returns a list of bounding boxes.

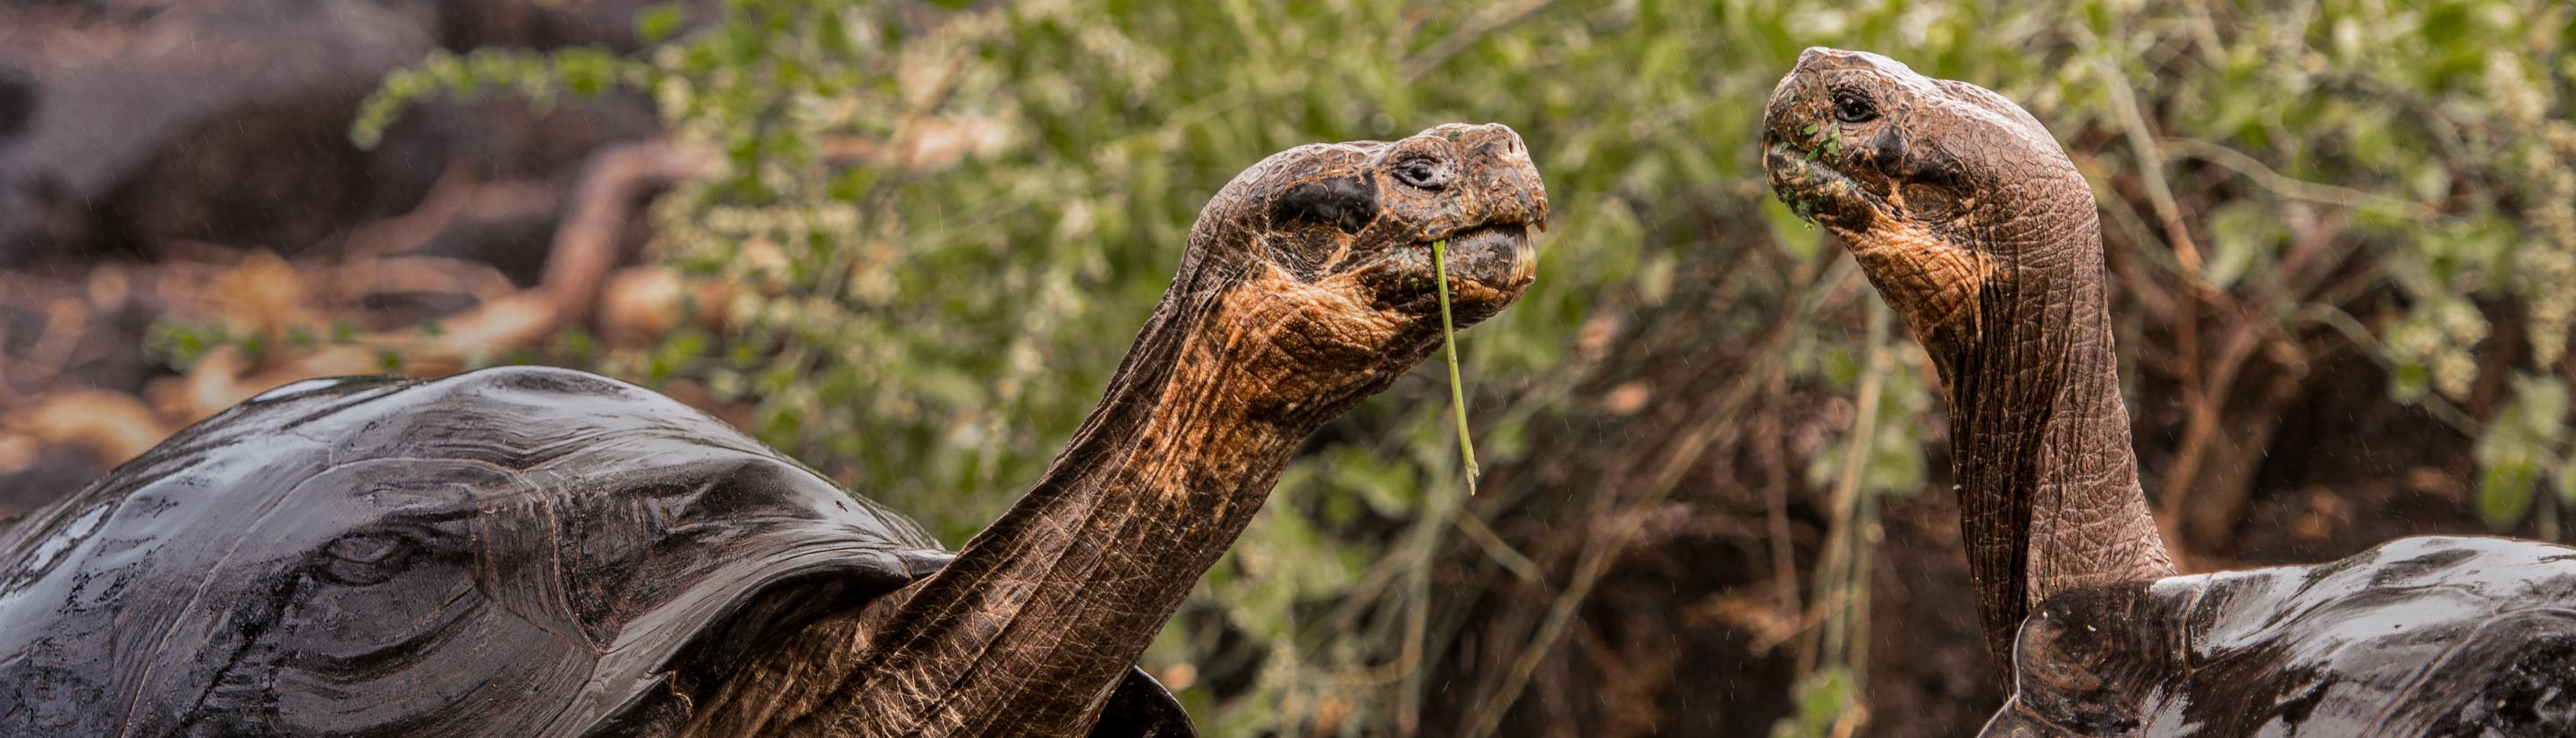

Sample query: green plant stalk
[1433,239,1480,495]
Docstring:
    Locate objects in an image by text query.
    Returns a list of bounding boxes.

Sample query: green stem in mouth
[1432,238,1480,495]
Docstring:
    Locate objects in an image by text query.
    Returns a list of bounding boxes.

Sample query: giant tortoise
[1763,48,2576,736]
[0,123,1548,737]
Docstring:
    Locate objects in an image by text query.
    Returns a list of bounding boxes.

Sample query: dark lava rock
[0,0,673,272]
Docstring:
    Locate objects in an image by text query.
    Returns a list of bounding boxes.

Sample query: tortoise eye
[1833,91,1879,123]
[319,531,415,586]
[1393,157,1451,191]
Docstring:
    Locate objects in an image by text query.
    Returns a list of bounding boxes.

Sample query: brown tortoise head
[1191,123,1545,319]
[1143,123,1546,420]
[1760,48,2098,335]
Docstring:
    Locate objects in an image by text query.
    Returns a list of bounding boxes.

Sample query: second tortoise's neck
[1900,215,2174,677]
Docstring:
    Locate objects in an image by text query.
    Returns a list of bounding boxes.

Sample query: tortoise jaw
[1762,140,1878,234]
[1425,222,1537,314]
[1359,221,1536,326]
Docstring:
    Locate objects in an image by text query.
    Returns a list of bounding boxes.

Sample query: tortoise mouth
[1361,222,1536,325]
[1762,140,1878,233]
[1425,222,1536,295]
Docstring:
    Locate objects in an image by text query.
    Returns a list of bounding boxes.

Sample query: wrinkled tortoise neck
[1913,214,2174,681]
[682,259,1407,736]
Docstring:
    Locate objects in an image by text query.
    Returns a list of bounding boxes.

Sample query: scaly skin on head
[680,123,1546,737]
[1759,48,2173,682]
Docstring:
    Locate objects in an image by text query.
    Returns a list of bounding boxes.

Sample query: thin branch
[1449,506,1544,583]
[540,141,716,327]
[1801,297,1891,689]
[1399,0,1555,81]
[2157,137,2437,220]
[2098,57,2220,564]
[2098,58,2206,278]
[1760,368,1803,621]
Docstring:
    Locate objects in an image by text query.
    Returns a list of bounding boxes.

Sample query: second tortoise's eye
[1833,90,1879,124]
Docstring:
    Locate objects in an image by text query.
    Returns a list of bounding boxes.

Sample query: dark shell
[1985,536,2576,737]
[0,366,1191,736]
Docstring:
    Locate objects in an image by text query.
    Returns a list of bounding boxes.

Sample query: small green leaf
[2481,459,2538,527]
[636,3,688,44]
[239,333,268,363]
[556,49,618,97]
[1769,666,1856,738]
[2390,361,2431,403]
[2476,376,2573,526]
[2556,457,2576,504]
[2203,200,2276,288]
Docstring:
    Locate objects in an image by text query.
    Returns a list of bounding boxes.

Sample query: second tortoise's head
[1760,47,2099,334]
[1155,123,1547,419]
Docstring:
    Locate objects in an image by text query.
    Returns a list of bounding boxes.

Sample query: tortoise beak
[1761,48,1874,228]
[1417,123,1546,325]
[1425,223,1534,315]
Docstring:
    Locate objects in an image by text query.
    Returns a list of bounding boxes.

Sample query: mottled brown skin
[678,124,1547,736]
[1759,49,2174,679]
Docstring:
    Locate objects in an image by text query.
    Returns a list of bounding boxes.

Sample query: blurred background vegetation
[4,0,2574,735]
